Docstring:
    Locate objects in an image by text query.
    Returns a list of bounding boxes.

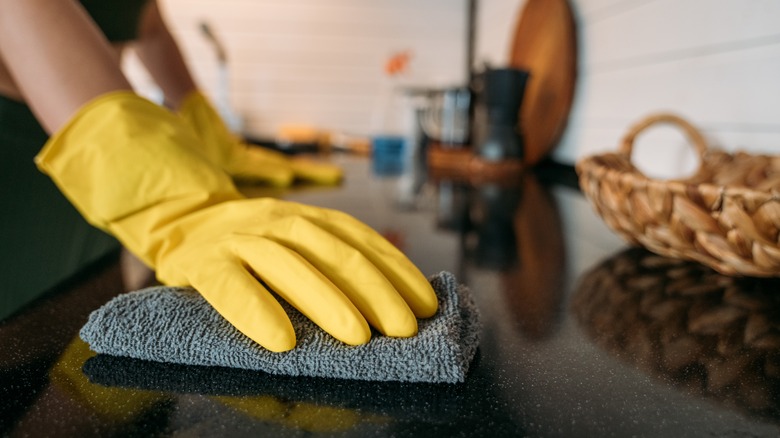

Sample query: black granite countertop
[2,154,779,437]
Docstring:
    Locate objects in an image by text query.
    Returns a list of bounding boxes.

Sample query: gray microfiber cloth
[80,271,480,383]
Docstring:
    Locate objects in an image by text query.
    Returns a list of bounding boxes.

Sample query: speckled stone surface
[3,157,780,437]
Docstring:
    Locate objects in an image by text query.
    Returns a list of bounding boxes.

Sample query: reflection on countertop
[573,247,780,422]
[2,153,780,437]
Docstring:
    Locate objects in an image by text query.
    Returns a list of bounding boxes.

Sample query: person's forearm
[134,1,197,110]
[0,0,132,133]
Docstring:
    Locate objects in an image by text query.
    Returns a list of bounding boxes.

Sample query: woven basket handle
[619,113,708,158]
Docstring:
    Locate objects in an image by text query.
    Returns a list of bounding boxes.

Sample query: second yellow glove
[178,91,342,187]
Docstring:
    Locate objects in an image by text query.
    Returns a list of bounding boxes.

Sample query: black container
[473,68,530,162]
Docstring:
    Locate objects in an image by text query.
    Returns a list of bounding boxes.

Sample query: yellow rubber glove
[178,91,342,186]
[35,91,437,352]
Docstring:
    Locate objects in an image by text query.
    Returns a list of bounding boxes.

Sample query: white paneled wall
[476,0,780,178]
[126,0,780,177]
[126,0,468,139]
[473,0,518,70]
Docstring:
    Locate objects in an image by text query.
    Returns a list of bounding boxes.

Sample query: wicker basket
[576,113,780,277]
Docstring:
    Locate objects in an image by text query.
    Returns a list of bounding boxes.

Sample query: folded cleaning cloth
[80,271,480,383]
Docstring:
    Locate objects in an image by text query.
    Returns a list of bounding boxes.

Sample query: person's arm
[132,0,197,110]
[0,0,131,133]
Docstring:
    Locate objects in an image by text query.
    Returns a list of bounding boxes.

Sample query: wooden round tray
[509,0,577,166]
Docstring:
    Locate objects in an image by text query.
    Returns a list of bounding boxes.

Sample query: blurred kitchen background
[123,0,779,178]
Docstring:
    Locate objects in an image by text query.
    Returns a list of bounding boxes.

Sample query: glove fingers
[240,148,342,186]
[289,159,343,185]
[188,258,297,352]
[242,145,289,165]
[304,211,438,319]
[228,148,295,187]
[233,238,372,346]
[262,216,418,338]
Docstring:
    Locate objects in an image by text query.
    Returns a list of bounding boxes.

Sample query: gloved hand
[36,91,437,352]
[178,91,342,187]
